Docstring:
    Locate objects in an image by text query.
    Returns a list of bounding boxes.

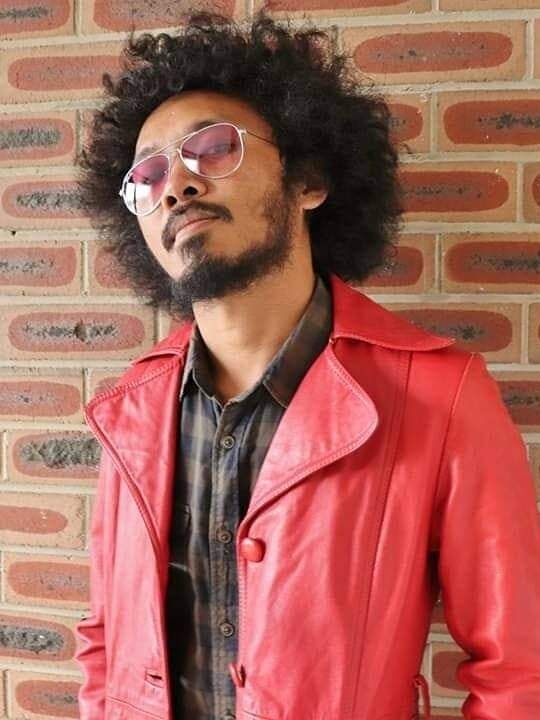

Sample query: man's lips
[171,216,218,248]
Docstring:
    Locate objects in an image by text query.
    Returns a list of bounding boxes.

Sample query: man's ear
[300,184,328,211]
[285,157,329,210]
[297,158,329,210]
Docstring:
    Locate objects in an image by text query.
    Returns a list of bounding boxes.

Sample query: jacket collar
[133,274,453,367]
[328,274,454,350]
[85,274,454,548]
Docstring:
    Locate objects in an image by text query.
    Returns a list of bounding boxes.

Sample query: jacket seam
[106,694,163,719]
[340,331,454,352]
[431,351,477,544]
[348,350,411,717]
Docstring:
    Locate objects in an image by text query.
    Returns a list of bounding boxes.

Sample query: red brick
[401,163,516,222]
[0,305,153,360]
[256,0,430,16]
[439,92,540,150]
[391,303,521,361]
[0,0,72,38]
[0,374,82,421]
[10,672,80,719]
[528,304,540,363]
[0,612,76,664]
[5,553,89,608]
[442,233,540,293]
[495,373,540,431]
[431,643,467,697]
[361,234,435,293]
[0,492,84,549]
[523,163,540,222]
[387,94,430,153]
[0,112,76,166]
[88,244,130,294]
[342,22,525,85]
[8,430,100,485]
[0,42,122,103]
[83,0,239,33]
[0,175,88,229]
[0,241,79,294]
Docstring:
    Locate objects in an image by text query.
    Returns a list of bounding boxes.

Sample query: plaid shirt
[165,275,332,720]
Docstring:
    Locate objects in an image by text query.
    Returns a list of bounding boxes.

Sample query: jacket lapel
[247,339,379,515]
[86,353,186,558]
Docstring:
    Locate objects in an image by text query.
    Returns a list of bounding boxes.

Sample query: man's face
[134,90,303,319]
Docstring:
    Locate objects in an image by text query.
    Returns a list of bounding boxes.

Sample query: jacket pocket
[144,668,164,688]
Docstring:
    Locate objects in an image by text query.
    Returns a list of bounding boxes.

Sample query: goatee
[168,187,296,322]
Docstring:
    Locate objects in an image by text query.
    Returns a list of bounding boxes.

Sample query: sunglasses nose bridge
[158,146,207,209]
[168,146,184,175]
[167,143,197,181]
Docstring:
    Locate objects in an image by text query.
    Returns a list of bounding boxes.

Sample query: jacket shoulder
[91,324,192,403]
[409,341,479,389]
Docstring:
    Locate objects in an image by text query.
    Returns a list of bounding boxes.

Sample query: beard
[167,185,296,322]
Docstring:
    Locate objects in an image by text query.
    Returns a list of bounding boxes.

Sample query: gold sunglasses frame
[119,121,276,217]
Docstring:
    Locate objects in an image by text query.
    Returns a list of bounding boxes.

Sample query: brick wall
[0,0,539,718]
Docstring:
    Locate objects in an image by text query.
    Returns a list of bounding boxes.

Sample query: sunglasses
[119,121,276,217]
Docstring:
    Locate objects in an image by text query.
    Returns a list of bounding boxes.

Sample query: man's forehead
[134,117,224,163]
[134,91,261,160]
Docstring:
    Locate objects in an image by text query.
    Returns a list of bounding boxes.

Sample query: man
[75,12,540,720]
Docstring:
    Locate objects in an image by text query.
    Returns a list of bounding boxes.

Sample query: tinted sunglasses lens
[124,154,169,215]
[182,124,242,177]
[122,125,243,215]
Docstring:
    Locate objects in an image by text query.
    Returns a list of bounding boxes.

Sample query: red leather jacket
[75,274,540,720]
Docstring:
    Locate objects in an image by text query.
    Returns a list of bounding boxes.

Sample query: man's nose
[160,152,208,210]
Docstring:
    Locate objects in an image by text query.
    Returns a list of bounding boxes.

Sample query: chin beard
[167,188,296,323]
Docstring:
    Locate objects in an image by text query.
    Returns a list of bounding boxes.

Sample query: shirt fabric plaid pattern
[165,274,333,720]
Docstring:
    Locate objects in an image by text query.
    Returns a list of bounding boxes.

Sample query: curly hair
[77,10,403,313]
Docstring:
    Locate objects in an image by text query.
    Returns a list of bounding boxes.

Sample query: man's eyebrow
[133,118,224,164]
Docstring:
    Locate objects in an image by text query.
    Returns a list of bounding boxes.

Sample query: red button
[240,537,265,562]
[228,662,246,688]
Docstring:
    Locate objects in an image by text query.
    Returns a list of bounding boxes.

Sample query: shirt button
[219,621,235,637]
[216,527,233,544]
[220,435,235,450]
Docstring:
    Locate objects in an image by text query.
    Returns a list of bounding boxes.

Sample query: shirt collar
[179,275,332,409]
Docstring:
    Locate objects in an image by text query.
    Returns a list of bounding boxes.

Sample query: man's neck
[192,263,317,403]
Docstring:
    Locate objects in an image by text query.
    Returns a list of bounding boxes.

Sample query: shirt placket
[210,398,243,720]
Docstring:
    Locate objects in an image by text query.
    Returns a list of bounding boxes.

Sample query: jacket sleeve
[75,449,110,719]
[435,352,540,719]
